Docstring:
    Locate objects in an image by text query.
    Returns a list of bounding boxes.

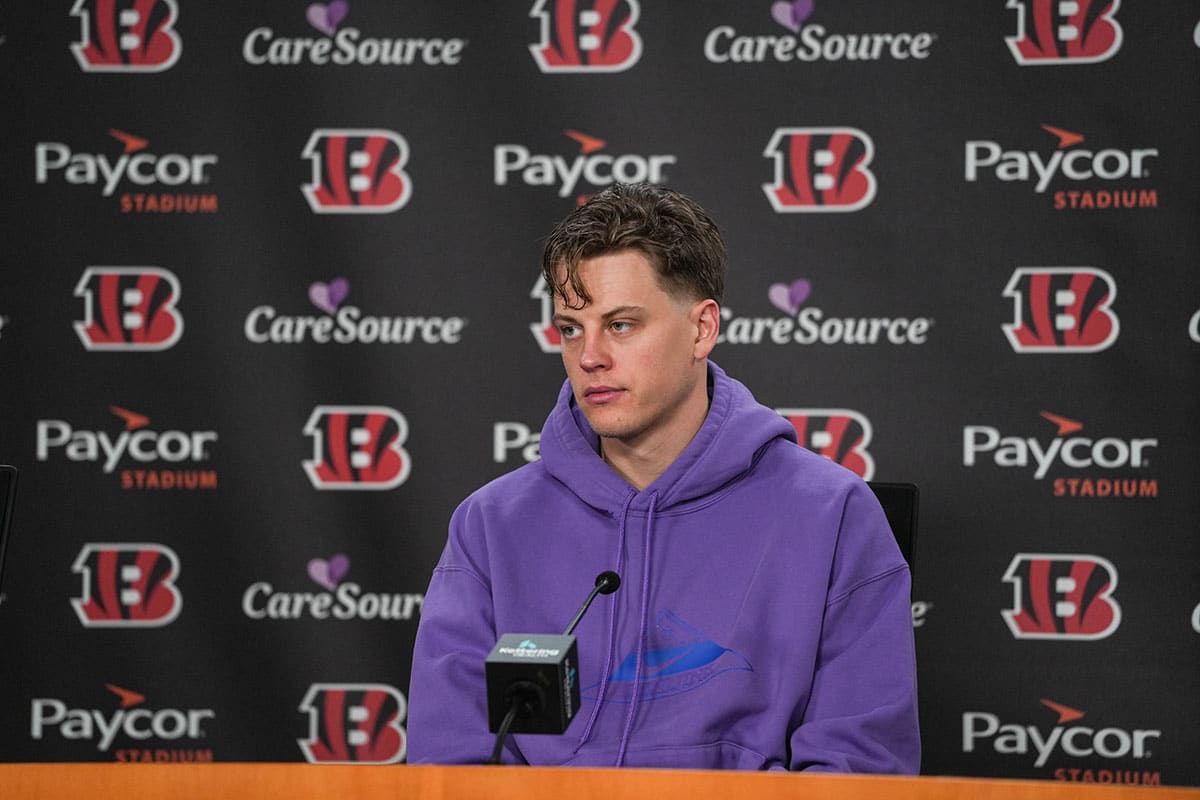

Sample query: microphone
[485,571,622,759]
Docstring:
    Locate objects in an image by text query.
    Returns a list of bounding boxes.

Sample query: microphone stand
[485,571,621,765]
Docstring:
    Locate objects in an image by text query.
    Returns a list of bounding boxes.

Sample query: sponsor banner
[298,684,407,764]
[1006,0,1123,65]
[36,406,218,491]
[30,683,214,762]
[775,408,875,479]
[494,422,542,464]
[243,4,465,67]
[719,278,932,346]
[242,554,423,622]
[962,410,1157,498]
[763,128,876,212]
[75,267,183,351]
[495,130,675,204]
[1002,554,1120,640]
[35,129,218,213]
[704,1,936,64]
[303,406,411,490]
[244,278,465,345]
[963,697,1161,785]
[965,125,1157,210]
[71,0,181,72]
[302,129,412,214]
[528,0,641,73]
[1003,268,1118,353]
[72,544,182,628]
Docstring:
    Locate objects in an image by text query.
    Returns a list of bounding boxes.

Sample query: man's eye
[559,324,580,338]
[611,321,632,333]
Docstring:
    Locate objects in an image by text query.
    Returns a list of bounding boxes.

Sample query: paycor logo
[495,130,675,202]
[963,698,1158,770]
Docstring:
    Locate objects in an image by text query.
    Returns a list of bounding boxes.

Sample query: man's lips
[583,386,624,404]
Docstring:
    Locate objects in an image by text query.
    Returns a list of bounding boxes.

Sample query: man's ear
[692,299,720,360]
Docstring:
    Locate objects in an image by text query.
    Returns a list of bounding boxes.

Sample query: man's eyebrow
[552,305,645,324]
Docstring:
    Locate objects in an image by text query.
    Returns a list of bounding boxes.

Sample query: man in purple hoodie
[408,184,920,771]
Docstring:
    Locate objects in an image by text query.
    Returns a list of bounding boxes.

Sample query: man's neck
[598,383,711,492]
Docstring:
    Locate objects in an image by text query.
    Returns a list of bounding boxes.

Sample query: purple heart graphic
[771,0,814,33]
[308,554,350,591]
[768,279,812,315]
[308,278,350,314]
[306,1,349,36]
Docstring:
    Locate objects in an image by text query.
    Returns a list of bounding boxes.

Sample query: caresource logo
[244,278,465,345]
[35,129,219,213]
[243,3,465,67]
[72,543,181,627]
[496,130,675,203]
[776,409,874,479]
[704,1,936,64]
[529,0,641,73]
[965,125,1157,210]
[963,410,1157,498]
[298,683,407,764]
[71,0,181,72]
[963,698,1159,772]
[719,278,932,346]
[1006,0,1122,65]
[75,267,183,351]
[303,406,411,490]
[36,406,219,491]
[31,683,214,758]
[1003,554,1120,640]
[242,554,424,621]
[763,128,876,212]
[1003,268,1118,353]
[302,129,412,214]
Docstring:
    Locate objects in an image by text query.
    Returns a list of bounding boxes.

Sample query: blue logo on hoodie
[584,609,752,703]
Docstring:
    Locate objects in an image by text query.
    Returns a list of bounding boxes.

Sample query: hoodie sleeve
[786,481,921,774]
[407,500,528,765]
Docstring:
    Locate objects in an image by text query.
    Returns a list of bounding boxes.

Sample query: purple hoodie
[408,362,919,771]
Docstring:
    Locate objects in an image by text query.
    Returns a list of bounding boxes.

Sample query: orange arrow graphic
[564,129,606,154]
[1040,698,1085,724]
[108,129,150,153]
[106,684,146,709]
[110,406,151,431]
[1041,124,1085,149]
[1039,411,1084,436]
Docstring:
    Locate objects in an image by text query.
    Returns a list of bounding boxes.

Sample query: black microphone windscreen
[595,570,621,595]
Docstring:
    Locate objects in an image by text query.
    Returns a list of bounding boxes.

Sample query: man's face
[552,249,715,451]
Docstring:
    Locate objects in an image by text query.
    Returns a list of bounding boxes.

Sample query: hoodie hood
[539,360,797,512]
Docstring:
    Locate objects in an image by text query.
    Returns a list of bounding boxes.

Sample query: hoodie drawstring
[573,490,636,754]
[616,491,657,767]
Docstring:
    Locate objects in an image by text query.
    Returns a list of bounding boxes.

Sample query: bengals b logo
[763,128,876,212]
[1003,267,1119,353]
[303,406,411,491]
[530,275,562,353]
[776,408,875,480]
[298,684,407,764]
[70,0,181,72]
[74,267,183,351]
[1006,0,1122,65]
[302,130,412,214]
[72,544,182,627]
[529,0,642,73]
[1003,554,1121,639]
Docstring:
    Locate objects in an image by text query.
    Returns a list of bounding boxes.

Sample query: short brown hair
[541,183,726,308]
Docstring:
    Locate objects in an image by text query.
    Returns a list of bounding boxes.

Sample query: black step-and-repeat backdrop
[1,0,1197,787]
